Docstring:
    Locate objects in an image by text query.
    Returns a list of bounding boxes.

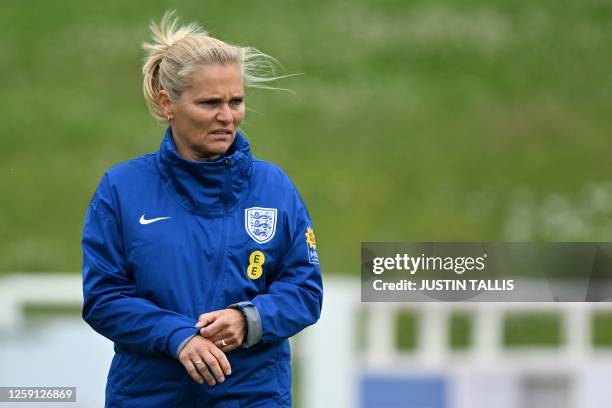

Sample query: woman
[82,11,323,407]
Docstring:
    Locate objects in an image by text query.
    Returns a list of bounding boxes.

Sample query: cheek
[233,107,246,125]
[179,107,202,125]
[188,111,215,131]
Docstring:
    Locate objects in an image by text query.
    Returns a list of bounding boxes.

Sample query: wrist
[228,301,262,348]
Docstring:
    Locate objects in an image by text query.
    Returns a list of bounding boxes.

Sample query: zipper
[203,159,232,311]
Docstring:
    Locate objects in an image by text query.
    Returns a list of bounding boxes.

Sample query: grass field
[1,0,612,273]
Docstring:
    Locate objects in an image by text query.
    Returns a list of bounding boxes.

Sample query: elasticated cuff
[229,301,262,348]
[169,327,200,358]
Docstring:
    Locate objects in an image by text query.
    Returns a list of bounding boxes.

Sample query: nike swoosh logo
[139,214,171,225]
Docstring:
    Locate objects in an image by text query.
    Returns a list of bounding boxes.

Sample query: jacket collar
[156,127,252,216]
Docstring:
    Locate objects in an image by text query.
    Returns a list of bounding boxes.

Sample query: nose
[216,103,232,124]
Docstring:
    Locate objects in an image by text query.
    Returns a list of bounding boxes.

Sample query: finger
[215,338,232,349]
[208,333,228,344]
[195,312,217,329]
[195,359,216,386]
[204,352,225,383]
[217,332,243,349]
[220,343,237,353]
[183,360,204,385]
[224,342,240,353]
[199,319,224,338]
[209,346,232,376]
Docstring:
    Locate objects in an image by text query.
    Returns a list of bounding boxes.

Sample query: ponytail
[142,10,207,122]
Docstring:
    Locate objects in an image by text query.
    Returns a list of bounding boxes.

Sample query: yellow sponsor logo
[305,227,317,250]
[249,250,265,265]
[247,250,265,280]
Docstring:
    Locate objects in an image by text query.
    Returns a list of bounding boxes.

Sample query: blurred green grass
[394,311,612,350]
[1,0,612,273]
[504,312,562,347]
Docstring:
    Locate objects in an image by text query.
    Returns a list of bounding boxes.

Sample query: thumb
[199,319,222,338]
[195,312,217,328]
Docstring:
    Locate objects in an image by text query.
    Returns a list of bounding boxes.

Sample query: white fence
[0,274,112,407]
[0,273,83,330]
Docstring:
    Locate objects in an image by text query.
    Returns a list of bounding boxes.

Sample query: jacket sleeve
[249,181,324,343]
[81,174,199,358]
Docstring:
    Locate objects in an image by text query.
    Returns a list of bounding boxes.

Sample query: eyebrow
[195,94,244,99]
[195,95,244,101]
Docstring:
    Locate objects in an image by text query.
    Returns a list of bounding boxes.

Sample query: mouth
[210,128,233,136]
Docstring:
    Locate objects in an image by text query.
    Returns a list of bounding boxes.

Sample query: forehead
[185,63,244,97]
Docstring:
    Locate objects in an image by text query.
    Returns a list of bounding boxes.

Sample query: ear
[158,90,174,119]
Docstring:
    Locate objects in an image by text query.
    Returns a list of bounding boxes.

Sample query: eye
[230,98,244,106]
[198,99,220,106]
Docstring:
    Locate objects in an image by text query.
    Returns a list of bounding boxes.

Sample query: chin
[205,142,232,158]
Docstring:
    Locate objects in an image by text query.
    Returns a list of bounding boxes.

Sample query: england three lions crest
[245,207,278,244]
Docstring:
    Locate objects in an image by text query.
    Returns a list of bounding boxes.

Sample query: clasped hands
[178,308,246,386]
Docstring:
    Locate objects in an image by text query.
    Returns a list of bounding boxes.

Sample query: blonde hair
[142,10,281,122]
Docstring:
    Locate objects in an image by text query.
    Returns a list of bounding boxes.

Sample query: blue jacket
[82,129,323,407]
